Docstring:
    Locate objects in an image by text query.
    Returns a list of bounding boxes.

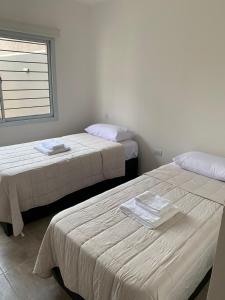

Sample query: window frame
[0,30,57,126]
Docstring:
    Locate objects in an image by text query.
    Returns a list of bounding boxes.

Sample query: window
[0,31,56,123]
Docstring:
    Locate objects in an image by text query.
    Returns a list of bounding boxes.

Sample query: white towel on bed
[41,139,65,151]
[34,144,71,156]
[120,195,179,228]
[135,192,173,216]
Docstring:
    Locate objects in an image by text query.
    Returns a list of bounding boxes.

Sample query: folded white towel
[135,192,173,216]
[42,139,65,151]
[120,197,179,229]
[34,144,71,156]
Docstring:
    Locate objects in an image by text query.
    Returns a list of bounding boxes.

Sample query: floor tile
[0,273,19,300]
[5,266,70,300]
[0,266,3,275]
[0,215,70,300]
[195,283,209,300]
[0,216,52,274]
[0,234,39,273]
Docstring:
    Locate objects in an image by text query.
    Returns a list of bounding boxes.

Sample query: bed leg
[189,269,212,299]
[52,267,84,300]
[0,222,13,236]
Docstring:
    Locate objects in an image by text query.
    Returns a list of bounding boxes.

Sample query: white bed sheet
[152,208,219,299]
[34,164,224,300]
[0,133,125,236]
[120,140,138,160]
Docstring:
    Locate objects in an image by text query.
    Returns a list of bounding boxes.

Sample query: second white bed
[34,163,224,300]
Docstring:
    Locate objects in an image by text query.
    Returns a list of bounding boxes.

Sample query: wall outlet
[153,148,163,157]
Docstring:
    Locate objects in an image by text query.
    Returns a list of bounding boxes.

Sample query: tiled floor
[0,216,70,300]
[0,216,209,300]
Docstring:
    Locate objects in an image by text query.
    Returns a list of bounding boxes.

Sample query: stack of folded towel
[120,191,179,228]
[34,139,71,155]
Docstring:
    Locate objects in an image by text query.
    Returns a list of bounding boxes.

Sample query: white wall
[0,0,94,146]
[1,0,225,174]
[92,0,225,172]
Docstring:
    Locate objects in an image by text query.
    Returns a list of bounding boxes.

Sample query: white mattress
[120,139,138,160]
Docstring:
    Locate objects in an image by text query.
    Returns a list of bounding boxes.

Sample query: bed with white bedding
[120,139,138,161]
[34,163,224,300]
[0,133,138,236]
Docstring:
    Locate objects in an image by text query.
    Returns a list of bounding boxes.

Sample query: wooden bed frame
[1,157,138,236]
[52,266,212,300]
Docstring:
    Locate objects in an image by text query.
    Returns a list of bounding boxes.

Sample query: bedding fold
[147,163,225,206]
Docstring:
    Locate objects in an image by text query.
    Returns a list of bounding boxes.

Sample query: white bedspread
[0,133,125,236]
[34,164,224,300]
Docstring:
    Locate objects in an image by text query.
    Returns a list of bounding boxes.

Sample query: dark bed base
[1,158,138,236]
[52,267,212,300]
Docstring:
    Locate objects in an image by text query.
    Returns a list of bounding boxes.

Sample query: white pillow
[85,123,134,142]
[173,151,225,181]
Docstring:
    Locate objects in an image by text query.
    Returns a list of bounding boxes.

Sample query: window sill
[0,114,58,127]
